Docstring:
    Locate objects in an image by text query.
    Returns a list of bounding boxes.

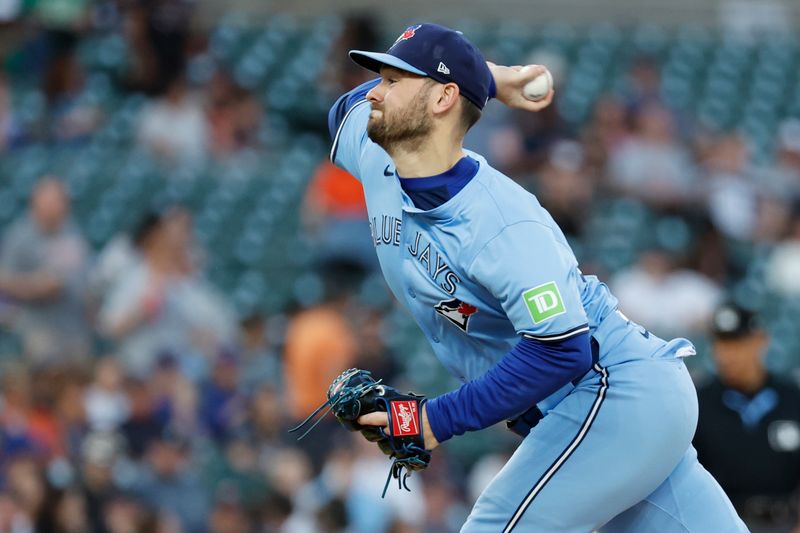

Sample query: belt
[571,337,601,386]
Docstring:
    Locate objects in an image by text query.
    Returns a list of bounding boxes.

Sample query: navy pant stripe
[503,363,610,533]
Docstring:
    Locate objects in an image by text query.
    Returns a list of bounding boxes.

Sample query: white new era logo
[437,62,450,75]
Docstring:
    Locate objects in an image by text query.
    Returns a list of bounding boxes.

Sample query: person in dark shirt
[694,302,800,533]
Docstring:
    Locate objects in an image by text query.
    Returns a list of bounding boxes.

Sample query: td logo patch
[522,282,565,324]
[434,298,478,332]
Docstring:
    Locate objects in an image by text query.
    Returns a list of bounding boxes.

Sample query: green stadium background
[0,1,799,531]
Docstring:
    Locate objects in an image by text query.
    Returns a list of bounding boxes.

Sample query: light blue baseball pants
[461,345,748,532]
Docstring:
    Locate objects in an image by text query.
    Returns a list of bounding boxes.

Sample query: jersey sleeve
[425,332,592,442]
[468,220,588,340]
[328,78,379,180]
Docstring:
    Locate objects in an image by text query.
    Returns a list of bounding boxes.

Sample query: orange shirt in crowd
[305,160,367,218]
[283,305,357,420]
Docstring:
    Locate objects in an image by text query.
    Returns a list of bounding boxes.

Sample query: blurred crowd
[0,175,484,532]
[1,3,800,533]
[0,0,266,164]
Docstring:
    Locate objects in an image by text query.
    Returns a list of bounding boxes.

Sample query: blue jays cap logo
[393,25,422,45]
[434,298,478,332]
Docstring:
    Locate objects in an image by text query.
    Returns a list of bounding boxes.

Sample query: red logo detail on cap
[390,400,419,436]
[394,25,422,44]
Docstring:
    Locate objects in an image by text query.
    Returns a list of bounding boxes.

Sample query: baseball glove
[289,368,431,496]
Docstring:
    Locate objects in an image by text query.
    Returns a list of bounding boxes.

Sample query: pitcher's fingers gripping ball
[289,368,431,496]
[487,62,555,112]
[520,65,553,102]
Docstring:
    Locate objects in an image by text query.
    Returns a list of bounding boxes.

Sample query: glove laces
[288,377,383,440]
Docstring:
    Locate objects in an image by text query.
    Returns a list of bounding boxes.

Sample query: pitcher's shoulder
[469,164,547,226]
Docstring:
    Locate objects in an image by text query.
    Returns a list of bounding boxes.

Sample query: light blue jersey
[330,84,747,532]
[333,93,677,404]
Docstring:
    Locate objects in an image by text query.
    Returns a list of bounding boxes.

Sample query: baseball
[522,67,553,102]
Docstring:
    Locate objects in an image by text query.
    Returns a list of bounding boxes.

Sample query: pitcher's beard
[367,87,433,154]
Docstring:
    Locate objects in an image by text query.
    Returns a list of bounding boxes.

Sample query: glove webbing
[288,378,384,440]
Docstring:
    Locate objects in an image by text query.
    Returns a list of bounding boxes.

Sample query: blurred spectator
[611,245,722,338]
[1,366,44,460]
[752,195,794,245]
[2,365,90,463]
[37,487,90,533]
[88,213,149,313]
[315,497,348,533]
[345,437,425,533]
[0,73,25,151]
[581,95,630,178]
[320,14,380,95]
[206,70,263,158]
[607,103,697,208]
[765,210,800,297]
[79,431,126,532]
[120,0,196,95]
[702,132,760,241]
[264,447,313,501]
[0,490,31,533]
[119,377,167,459]
[533,140,595,237]
[42,45,102,143]
[209,496,250,533]
[149,355,200,436]
[264,447,315,530]
[621,56,664,114]
[303,160,377,276]
[501,95,568,176]
[420,477,469,533]
[284,291,357,422]
[257,491,293,532]
[0,177,91,366]
[97,211,177,376]
[84,358,129,432]
[758,119,800,202]
[98,207,236,378]
[690,217,732,284]
[4,456,46,530]
[247,386,286,457]
[694,303,800,532]
[48,368,89,461]
[237,313,282,394]
[135,429,209,533]
[103,491,155,533]
[353,308,399,383]
[200,351,246,443]
[136,76,208,164]
[203,435,268,511]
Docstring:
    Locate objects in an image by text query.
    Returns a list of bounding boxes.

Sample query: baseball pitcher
[320,22,747,532]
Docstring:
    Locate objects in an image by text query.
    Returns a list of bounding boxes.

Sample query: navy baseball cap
[349,23,495,110]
